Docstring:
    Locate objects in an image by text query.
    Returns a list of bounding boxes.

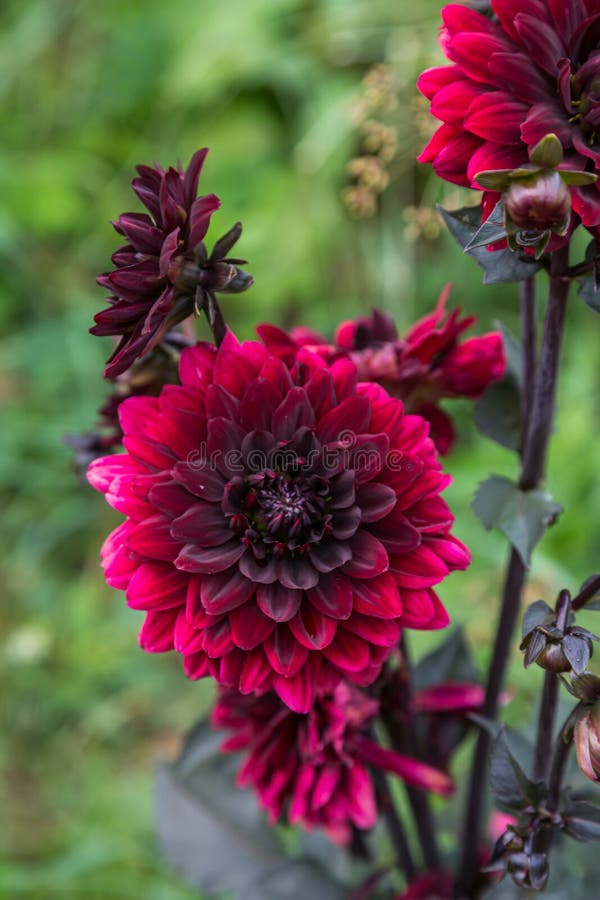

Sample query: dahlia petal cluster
[259,289,505,454]
[89,332,469,712]
[418,1,600,232]
[92,149,219,377]
[212,683,453,843]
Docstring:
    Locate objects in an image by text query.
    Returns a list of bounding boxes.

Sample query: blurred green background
[2,0,600,896]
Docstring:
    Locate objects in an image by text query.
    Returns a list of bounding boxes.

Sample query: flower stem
[391,635,442,871]
[371,767,416,881]
[454,248,571,898]
[572,573,600,611]
[547,712,575,814]
[520,276,537,447]
[532,591,571,782]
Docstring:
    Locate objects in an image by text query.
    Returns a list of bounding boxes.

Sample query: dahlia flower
[418,1,600,229]
[394,871,453,899]
[88,332,469,712]
[92,150,251,379]
[259,289,505,454]
[212,683,453,843]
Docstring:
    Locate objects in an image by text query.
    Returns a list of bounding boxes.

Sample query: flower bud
[574,700,600,784]
[505,171,571,234]
[535,640,572,674]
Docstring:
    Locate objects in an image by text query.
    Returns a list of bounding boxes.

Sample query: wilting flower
[212,682,453,843]
[394,871,453,899]
[88,332,469,712]
[417,1,600,230]
[259,289,505,454]
[574,699,600,783]
[92,150,252,378]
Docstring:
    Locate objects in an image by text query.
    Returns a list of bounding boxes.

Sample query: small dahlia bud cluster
[486,826,549,892]
[343,64,399,219]
[574,699,600,785]
[474,134,597,259]
[520,591,597,676]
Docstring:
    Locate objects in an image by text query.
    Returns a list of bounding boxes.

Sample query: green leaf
[489,728,545,811]
[563,802,600,842]
[578,241,600,312]
[522,600,555,639]
[413,626,477,690]
[578,274,600,313]
[473,322,522,450]
[156,721,346,899]
[463,200,507,250]
[472,475,562,566]
[563,635,591,676]
[437,204,542,285]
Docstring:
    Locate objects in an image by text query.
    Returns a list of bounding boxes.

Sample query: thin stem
[392,636,442,871]
[371,767,416,881]
[520,276,537,447]
[533,673,560,783]
[519,247,570,490]
[455,248,571,899]
[547,716,574,813]
[532,591,571,782]
[572,573,600,611]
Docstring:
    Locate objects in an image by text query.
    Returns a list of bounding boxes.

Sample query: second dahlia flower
[259,289,505,454]
[88,332,469,712]
[417,1,600,230]
[212,682,453,843]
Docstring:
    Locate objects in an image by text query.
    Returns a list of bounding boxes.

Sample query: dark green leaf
[563,635,591,676]
[473,320,524,451]
[413,626,477,690]
[156,721,346,899]
[578,274,600,313]
[523,629,547,668]
[489,728,544,811]
[464,200,507,250]
[472,475,562,566]
[563,801,600,842]
[437,204,542,285]
[473,379,521,451]
[522,599,554,639]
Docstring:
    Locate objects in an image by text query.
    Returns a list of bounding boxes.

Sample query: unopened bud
[505,170,571,234]
[574,700,600,784]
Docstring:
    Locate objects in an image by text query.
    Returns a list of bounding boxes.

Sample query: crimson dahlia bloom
[92,149,222,378]
[88,332,469,712]
[394,871,453,899]
[259,289,505,454]
[212,683,453,843]
[418,1,600,229]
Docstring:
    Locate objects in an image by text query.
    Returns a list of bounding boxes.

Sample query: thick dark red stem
[454,248,571,898]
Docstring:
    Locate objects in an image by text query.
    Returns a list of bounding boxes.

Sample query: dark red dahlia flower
[88,332,469,712]
[394,871,453,900]
[259,288,505,454]
[212,683,453,843]
[92,150,252,378]
[418,1,600,229]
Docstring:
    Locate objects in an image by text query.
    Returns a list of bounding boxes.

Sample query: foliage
[3,0,600,897]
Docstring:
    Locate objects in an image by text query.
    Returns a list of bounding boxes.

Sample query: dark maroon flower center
[233,471,332,552]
